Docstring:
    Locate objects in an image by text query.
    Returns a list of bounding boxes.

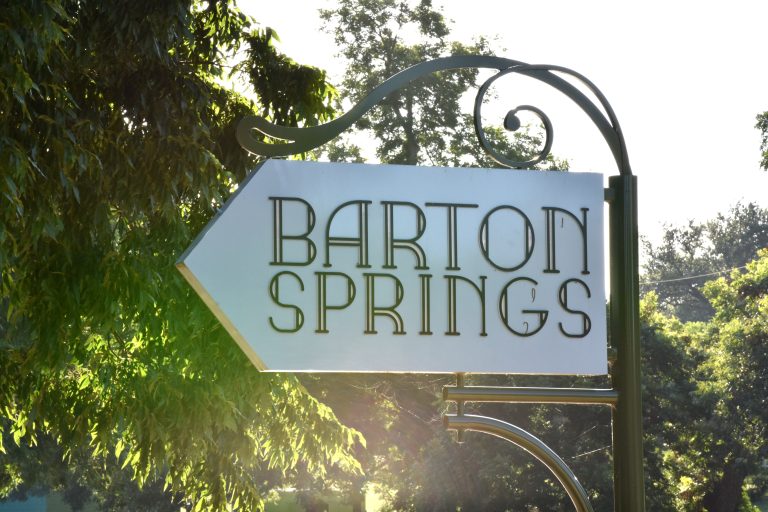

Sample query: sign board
[177,159,606,373]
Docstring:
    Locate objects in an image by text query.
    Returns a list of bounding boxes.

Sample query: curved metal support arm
[444,414,594,512]
[237,55,632,175]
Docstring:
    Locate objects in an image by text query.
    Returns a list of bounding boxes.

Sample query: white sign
[177,159,606,374]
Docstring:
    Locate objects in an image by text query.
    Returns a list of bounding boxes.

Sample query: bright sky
[242,0,768,243]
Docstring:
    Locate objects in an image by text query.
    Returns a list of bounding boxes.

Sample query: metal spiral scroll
[237,55,632,176]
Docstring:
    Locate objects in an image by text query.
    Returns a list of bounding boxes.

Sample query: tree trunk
[350,478,366,512]
[351,494,365,512]
[404,94,418,165]
[701,461,748,512]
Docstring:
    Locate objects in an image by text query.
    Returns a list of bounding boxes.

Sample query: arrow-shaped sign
[177,159,606,373]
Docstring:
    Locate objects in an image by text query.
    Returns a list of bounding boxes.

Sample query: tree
[318,0,565,170]
[757,111,768,171]
[0,1,361,510]
[320,0,479,166]
[640,203,768,509]
[639,293,708,510]
[696,250,768,511]
[640,251,768,512]
[641,202,768,322]
[0,429,193,511]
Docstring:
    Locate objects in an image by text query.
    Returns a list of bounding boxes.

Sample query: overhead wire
[640,265,749,286]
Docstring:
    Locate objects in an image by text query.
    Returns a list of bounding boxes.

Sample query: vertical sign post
[609,175,645,511]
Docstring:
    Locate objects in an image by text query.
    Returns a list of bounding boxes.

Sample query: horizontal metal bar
[443,386,618,406]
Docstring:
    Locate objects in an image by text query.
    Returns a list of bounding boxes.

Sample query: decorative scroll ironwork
[236,55,632,175]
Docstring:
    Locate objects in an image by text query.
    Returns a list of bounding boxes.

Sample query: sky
[241,0,768,244]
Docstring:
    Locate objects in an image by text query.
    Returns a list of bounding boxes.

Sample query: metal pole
[609,175,645,511]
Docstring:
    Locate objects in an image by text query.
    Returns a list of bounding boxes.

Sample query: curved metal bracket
[443,374,605,511]
[444,414,594,512]
[237,55,632,175]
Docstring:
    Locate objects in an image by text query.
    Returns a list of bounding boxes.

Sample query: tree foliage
[320,0,479,166]
[641,250,768,512]
[0,430,191,511]
[757,111,768,171]
[641,204,768,510]
[0,1,361,509]
[319,0,565,170]
[641,202,768,322]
